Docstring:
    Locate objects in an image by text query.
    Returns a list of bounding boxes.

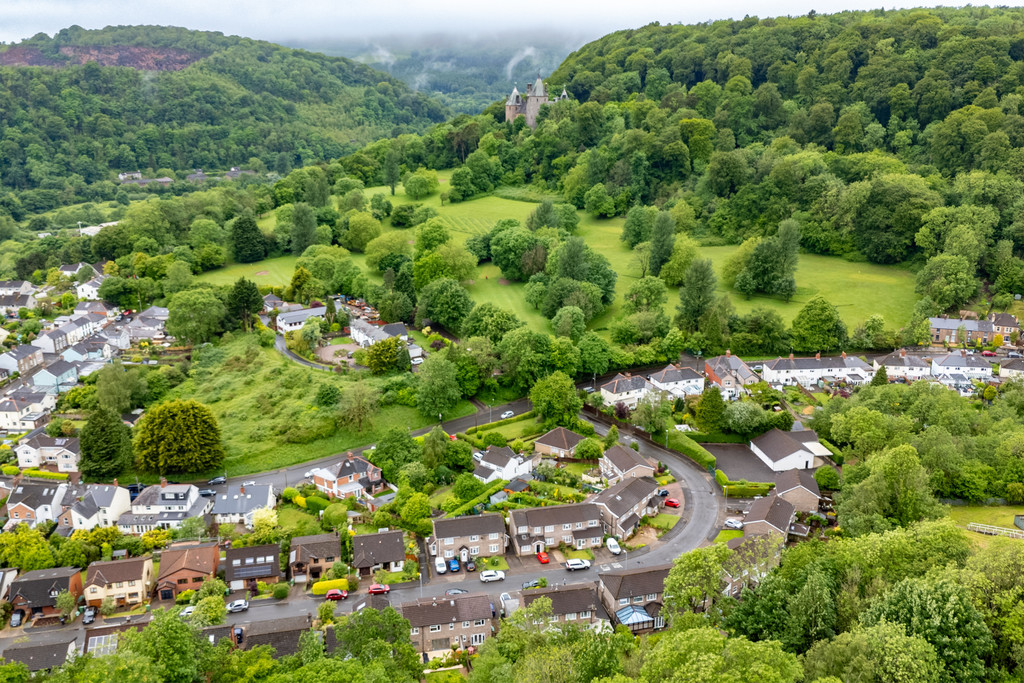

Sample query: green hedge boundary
[466,411,536,435]
[666,432,716,469]
[688,432,748,444]
[819,438,842,457]
[310,578,349,594]
[449,479,508,517]
[715,468,773,497]
[22,469,69,480]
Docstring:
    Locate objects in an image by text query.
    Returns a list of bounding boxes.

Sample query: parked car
[1009,351,1023,359]
[665,498,681,508]
[411,357,424,365]
[368,584,390,595]
[10,609,24,628]
[448,558,461,573]
[521,579,540,590]
[179,606,195,618]
[480,570,505,583]
[207,476,226,486]
[82,606,96,625]
[446,588,469,596]
[198,489,217,497]
[565,559,591,571]
[325,589,348,601]
[500,410,515,419]
[606,538,622,555]
[465,559,477,572]
[657,489,670,497]
[241,480,256,487]
[304,470,315,479]
[983,350,998,357]
[434,557,447,575]
[536,551,550,564]
[227,599,249,613]
[724,519,744,530]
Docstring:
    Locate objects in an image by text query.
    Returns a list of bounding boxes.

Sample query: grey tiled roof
[432,513,505,540]
[750,429,808,462]
[649,365,702,384]
[535,427,584,452]
[603,445,652,475]
[400,593,492,627]
[352,530,405,569]
[599,564,671,600]
[211,485,274,516]
[523,582,600,616]
[774,469,821,498]
[592,476,659,518]
[601,373,649,394]
[746,494,795,533]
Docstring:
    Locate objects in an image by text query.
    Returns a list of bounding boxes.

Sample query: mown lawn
[947,505,1024,549]
[195,255,299,288]
[646,513,681,531]
[714,529,744,544]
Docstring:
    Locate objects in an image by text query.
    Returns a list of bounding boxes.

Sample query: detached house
[262,293,285,312]
[428,514,507,562]
[533,427,584,458]
[276,306,326,333]
[0,391,52,432]
[16,430,80,472]
[155,542,220,601]
[9,567,83,618]
[56,483,131,533]
[773,469,822,513]
[508,503,604,556]
[873,349,930,381]
[591,476,661,539]
[749,429,817,472]
[704,352,759,399]
[521,582,608,631]
[600,444,656,484]
[211,484,276,529]
[75,276,108,301]
[0,345,44,376]
[931,350,993,381]
[311,451,385,499]
[1000,358,1024,379]
[0,281,35,297]
[0,293,37,316]
[989,312,1019,338]
[472,445,534,483]
[350,318,408,347]
[84,556,154,608]
[600,373,652,409]
[5,481,68,528]
[117,481,211,534]
[401,593,495,657]
[744,494,796,539]
[648,364,704,397]
[598,564,671,633]
[225,544,281,592]
[352,530,406,577]
[288,532,340,583]
[0,638,77,674]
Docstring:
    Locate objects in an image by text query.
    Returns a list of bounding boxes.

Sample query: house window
[544,525,554,533]
[575,522,583,529]
[326,557,335,563]
[618,598,629,606]
[469,535,479,542]
[470,547,479,556]
[562,535,572,544]
[588,520,598,527]
[520,545,531,553]
[444,550,454,559]
[177,578,189,585]
[646,593,657,601]
[489,544,499,553]
[411,628,419,635]
[445,538,453,545]
[245,558,254,565]
[549,616,559,623]
[449,624,455,631]
[471,633,485,645]
[488,533,499,540]
[192,577,203,583]
[580,611,591,619]
[566,613,577,621]
[473,619,486,626]
[90,587,98,594]
[518,526,527,534]
[232,559,241,567]
[562,523,570,530]
[429,625,441,633]
[633,596,643,604]
[463,621,470,628]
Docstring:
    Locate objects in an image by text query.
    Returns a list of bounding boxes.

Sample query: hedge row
[466,411,536,435]
[449,479,509,517]
[22,469,69,480]
[724,483,774,497]
[666,432,716,469]
[819,438,842,457]
[310,578,349,594]
[688,432,748,444]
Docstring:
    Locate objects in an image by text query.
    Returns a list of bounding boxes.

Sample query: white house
[15,429,80,472]
[277,306,326,333]
[873,349,930,381]
[600,373,652,409]
[749,428,816,472]
[761,352,873,386]
[648,364,704,397]
[931,351,993,381]
[5,482,68,529]
[211,484,276,529]
[56,484,131,533]
[349,319,408,347]
[117,480,212,534]
[0,281,35,296]
[0,293,37,315]
[0,391,51,432]
[75,276,107,300]
[999,358,1024,380]
[472,445,534,483]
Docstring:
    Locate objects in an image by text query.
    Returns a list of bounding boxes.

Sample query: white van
[434,557,447,575]
[606,537,622,555]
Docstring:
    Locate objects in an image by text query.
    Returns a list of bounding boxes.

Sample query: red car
[368,583,391,595]
[325,589,348,601]
[665,498,681,508]
[536,551,550,564]
[982,350,997,357]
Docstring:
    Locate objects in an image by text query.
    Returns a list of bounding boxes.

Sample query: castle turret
[505,85,526,125]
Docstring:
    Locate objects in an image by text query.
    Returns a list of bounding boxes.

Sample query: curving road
[273,333,334,371]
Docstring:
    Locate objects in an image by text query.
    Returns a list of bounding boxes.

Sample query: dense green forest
[0,25,448,214]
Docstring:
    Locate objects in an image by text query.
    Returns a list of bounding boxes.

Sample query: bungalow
[209,614,313,657]
[351,530,406,577]
[117,480,212,534]
[989,312,1019,339]
[211,484,276,529]
[929,317,995,346]
[56,483,131,533]
[533,427,584,458]
[521,582,608,631]
[225,544,281,592]
[401,593,495,657]
[508,503,604,556]
[84,556,154,607]
[873,349,930,381]
[599,444,656,484]
[773,469,822,514]
[288,532,340,583]
[9,567,83,618]
[0,391,51,432]
[75,275,107,300]
[310,451,385,500]
[0,638,77,673]
[58,262,91,278]
[761,352,873,387]
[704,351,760,399]
[428,513,507,562]
[1000,358,1024,379]
[5,481,67,528]
[931,350,993,381]
[598,564,671,633]
[744,494,796,539]
[749,429,816,472]
[155,542,220,601]
[30,359,79,393]
[0,345,44,375]
[591,475,661,539]
[350,318,408,347]
[648,364,705,397]
[277,306,326,333]
[472,445,534,483]
[599,373,652,409]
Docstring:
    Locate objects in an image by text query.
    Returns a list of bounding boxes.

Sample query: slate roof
[263,293,284,307]
[929,317,994,332]
[352,530,406,569]
[522,582,601,616]
[7,481,63,510]
[762,355,870,371]
[319,455,374,480]
[649,365,702,384]
[509,503,602,535]
[1001,358,1024,373]
[874,350,929,369]
[290,533,340,563]
[601,373,649,395]
[211,485,274,516]
[224,544,280,583]
[7,345,40,360]
[0,638,75,671]
[603,444,653,475]
[37,360,77,378]
[20,428,80,454]
[432,513,506,540]
[132,484,194,507]
[9,567,79,608]
[535,427,584,452]
[157,542,219,581]
[932,352,993,369]
[599,564,671,600]
[774,469,821,498]
[242,615,313,656]
[481,446,517,468]
[706,354,758,381]
[745,495,795,534]
[277,306,326,326]
[86,556,150,587]
[400,593,492,627]
[592,476,660,518]
[991,312,1018,328]
[381,322,407,337]
[750,429,809,462]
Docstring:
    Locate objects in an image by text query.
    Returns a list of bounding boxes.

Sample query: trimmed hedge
[819,438,842,457]
[449,479,508,517]
[714,469,729,486]
[1,465,18,476]
[723,482,773,497]
[310,578,349,594]
[22,469,69,480]
[272,583,289,599]
[666,432,716,469]
[689,432,748,444]
[466,411,536,435]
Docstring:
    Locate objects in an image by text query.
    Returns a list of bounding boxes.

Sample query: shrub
[22,469,68,480]
[666,432,716,469]
[482,432,507,447]
[1,465,18,476]
[310,578,349,595]
[175,589,196,605]
[281,487,299,502]
[272,583,290,599]
[294,495,307,508]
[714,469,728,486]
[305,496,330,514]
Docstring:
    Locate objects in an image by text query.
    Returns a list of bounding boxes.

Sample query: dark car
[465,559,477,572]
[657,489,670,497]
[445,588,469,596]
[198,489,216,497]
[82,606,96,625]
[10,609,24,628]
[522,579,540,590]
[207,476,226,486]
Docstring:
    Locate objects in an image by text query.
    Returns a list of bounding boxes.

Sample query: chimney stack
[240,486,245,495]
[726,349,731,357]
[900,349,906,358]
[815,352,820,360]
[113,478,118,487]
[160,477,167,488]
[789,353,794,360]
[347,451,355,462]
[841,351,846,359]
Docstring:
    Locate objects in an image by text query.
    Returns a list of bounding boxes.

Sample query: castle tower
[524,74,548,128]
[505,85,525,124]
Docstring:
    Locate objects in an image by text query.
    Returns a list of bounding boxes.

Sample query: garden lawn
[428,485,453,507]
[647,513,681,531]
[563,548,595,561]
[195,255,299,288]
[713,529,744,544]
[475,556,509,571]
[375,570,417,584]
[947,505,1024,528]
[562,462,592,477]
[278,507,321,535]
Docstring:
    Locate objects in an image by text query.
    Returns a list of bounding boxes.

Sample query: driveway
[704,443,778,483]
[273,333,333,371]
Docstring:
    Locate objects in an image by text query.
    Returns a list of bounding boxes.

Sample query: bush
[310,578,349,595]
[281,487,299,502]
[294,495,307,508]
[272,583,290,599]
[449,480,508,517]
[22,469,68,480]
[666,432,716,469]
[175,589,196,605]
[305,497,330,514]
[814,466,841,491]
[1,465,18,476]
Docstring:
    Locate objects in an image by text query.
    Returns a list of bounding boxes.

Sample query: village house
[225,544,281,592]
[351,530,406,577]
[401,593,495,657]
[428,513,507,562]
[599,444,656,484]
[0,638,77,674]
[472,445,534,483]
[84,556,154,608]
[533,427,584,458]
[155,542,220,601]
[0,345,44,376]
[0,280,35,297]
[30,360,79,394]
[599,373,653,409]
[262,292,286,312]
[74,299,115,320]
[16,429,80,472]
[761,352,873,387]
[60,340,108,363]
[288,532,340,583]
[988,312,1019,339]
[704,352,760,399]
[5,481,68,529]
[56,483,131,533]
[125,306,170,341]
[872,349,931,381]
[0,293,37,316]
[276,306,326,333]
[310,451,385,499]
[598,564,671,633]
[207,614,313,657]
[75,275,108,301]
[931,350,994,381]
[744,494,796,539]
[749,428,821,472]
[117,480,211,534]
[648,364,705,397]
[349,318,408,347]
[32,318,98,355]
[57,262,91,278]
[591,476,661,539]
[9,567,83,618]
[508,503,604,556]
[0,390,52,432]
[929,317,995,346]
[211,484,276,529]
[999,358,1024,379]
[520,582,608,631]
[772,469,822,513]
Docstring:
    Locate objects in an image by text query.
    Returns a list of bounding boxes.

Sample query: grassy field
[196,255,299,288]
[947,505,1024,549]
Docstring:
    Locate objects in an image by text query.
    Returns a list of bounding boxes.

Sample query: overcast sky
[4,0,1024,46]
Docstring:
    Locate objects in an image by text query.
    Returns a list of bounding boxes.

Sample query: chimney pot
[841,351,846,359]
[726,349,731,357]
[113,478,118,487]
[900,349,906,358]
[160,477,167,488]
[347,451,355,461]
[789,353,794,360]
[240,486,245,495]
[815,352,820,360]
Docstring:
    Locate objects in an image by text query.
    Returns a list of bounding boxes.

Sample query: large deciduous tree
[167,288,226,344]
[789,295,848,352]
[529,371,582,427]
[675,258,717,332]
[415,356,462,419]
[134,399,224,474]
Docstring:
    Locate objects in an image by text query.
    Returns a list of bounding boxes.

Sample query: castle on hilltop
[505,75,569,128]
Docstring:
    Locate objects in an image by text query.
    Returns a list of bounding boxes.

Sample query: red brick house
[9,567,83,618]
[155,542,220,601]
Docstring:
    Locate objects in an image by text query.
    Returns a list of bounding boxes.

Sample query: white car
[724,519,744,530]
[411,357,424,365]
[304,470,315,479]
[500,410,514,419]
[434,557,447,575]
[179,606,195,618]
[480,570,505,583]
[241,481,256,487]
[565,559,591,571]
[226,599,249,613]
[605,538,622,555]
